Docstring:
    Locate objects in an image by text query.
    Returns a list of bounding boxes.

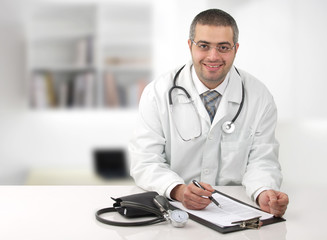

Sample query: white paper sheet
[170,192,273,227]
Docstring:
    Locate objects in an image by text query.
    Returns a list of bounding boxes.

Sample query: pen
[192,180,222,208]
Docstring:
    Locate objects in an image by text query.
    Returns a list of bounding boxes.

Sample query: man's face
[188,24,239,89]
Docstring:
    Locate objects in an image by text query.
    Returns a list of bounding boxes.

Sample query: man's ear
[188,39,192,51]
[234,42,239,54]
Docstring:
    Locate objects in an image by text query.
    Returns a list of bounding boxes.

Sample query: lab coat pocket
[220,137,251,184]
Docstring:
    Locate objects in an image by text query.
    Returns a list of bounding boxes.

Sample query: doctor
[129,9,288,217]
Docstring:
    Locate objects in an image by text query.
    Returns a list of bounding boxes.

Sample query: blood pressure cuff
[111,191,160,218]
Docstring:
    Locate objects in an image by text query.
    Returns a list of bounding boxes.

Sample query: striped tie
[202,90,219,122]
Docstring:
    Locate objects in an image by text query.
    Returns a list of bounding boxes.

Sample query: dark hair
[189,9,239,44]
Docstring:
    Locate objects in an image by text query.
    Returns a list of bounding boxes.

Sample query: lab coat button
[203,169,210,175]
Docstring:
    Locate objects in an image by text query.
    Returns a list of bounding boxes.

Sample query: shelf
[29,33,95,43]
[26,2,153,110]
[100,37,151,46]
[31,65,95,73]
[103,65,151,73]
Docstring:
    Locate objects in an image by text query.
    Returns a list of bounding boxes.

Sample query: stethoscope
[168,65,245,134]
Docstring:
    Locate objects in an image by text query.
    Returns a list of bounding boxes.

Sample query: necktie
[202,90,219,122]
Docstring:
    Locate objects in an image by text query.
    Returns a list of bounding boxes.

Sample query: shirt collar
[191,65,230,96]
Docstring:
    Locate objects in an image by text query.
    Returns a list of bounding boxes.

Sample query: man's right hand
[170,182,215,210]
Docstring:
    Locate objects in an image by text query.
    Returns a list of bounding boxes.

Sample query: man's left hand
[257,190,289,217]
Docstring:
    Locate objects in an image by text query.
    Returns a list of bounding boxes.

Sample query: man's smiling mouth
[203,63,223,69]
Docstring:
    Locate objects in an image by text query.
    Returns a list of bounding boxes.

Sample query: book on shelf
[104,72,148,108]
[104,73,119,107]
[75,36,93,67]
[58,79,68,108]
[30,72,56,108]
[67,72,95,108]
[30,71,95,109]
[105,57,150,66]
[72,72,95,108]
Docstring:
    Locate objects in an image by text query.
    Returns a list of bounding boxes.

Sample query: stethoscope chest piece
[170,65,244,138]
[222,121,235,134]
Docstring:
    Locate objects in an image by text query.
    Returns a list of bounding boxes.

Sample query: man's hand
[257,190,289,217]
[170,182,214,210]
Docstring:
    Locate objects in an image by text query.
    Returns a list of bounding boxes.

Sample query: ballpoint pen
[192,180,222,208]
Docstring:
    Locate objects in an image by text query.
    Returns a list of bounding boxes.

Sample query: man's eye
[198,44,209,50]
[220,46,230,51]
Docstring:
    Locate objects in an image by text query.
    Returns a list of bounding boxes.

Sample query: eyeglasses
[191,40,236,53]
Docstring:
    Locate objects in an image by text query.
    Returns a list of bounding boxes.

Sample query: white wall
[206,0,327,122]
[205,0,327,186]
[0,0,327,186]
[152,0,208,75]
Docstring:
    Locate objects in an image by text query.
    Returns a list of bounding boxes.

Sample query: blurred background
[0,0,326,188]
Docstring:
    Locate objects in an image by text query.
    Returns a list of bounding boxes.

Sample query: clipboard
[170,190,286,234]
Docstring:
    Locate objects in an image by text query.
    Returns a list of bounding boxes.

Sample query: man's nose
[207,47,222,60]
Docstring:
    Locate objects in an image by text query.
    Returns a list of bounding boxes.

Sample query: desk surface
[0,184,326,240]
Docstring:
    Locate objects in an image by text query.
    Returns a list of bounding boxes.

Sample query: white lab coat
[129,60,282,200]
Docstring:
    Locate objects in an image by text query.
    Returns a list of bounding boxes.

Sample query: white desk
[0,184,326,240]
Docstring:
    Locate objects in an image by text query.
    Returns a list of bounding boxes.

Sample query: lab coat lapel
[177,61,210,122]
[212,67,243,127]
[177,63,243,125]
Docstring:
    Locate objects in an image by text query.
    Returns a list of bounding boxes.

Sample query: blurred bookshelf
[25,1,153,110]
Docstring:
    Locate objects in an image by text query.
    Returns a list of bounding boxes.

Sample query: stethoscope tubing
[168,64,244,134]
[168,65,186,105]
[231,68,244,124]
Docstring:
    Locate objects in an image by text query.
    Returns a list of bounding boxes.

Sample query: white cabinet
[26,2,152,109]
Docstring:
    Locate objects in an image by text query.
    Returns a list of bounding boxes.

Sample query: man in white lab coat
[129,9,288,217]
